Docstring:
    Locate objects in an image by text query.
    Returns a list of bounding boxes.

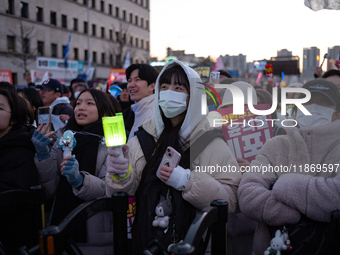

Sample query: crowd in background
[1,62,340,255]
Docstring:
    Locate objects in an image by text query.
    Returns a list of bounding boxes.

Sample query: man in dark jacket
[37,79,73,130]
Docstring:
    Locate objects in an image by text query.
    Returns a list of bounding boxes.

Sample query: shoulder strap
[189,129,226,167]
[135,126,156,164]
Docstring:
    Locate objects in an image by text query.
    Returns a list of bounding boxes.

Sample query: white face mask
[295,103,335,129]
[74,91,81,99]
[159,90,188,118]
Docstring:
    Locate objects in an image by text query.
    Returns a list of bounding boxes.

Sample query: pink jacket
[238,120,340,255]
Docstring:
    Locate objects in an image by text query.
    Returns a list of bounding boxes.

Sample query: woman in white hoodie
[106,60,241,254]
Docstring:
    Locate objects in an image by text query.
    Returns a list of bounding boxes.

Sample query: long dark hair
[18,88,44,123]
[140,63,191,182]
[65,89,116,131]
[0,89,34,130]
[133,64,195,253]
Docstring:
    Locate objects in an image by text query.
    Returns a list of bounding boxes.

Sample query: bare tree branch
[106,21,131,68]
[8,20,37,72]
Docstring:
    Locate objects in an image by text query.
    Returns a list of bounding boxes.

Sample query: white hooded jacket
[106,60,241,212]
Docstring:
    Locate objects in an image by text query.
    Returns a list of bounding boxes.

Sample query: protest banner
[108,68,126,87]
[0,70,13,84]
[212,105,274,162]
[192,65,211,79]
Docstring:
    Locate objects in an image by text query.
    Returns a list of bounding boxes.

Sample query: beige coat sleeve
[183,138,241,213]
[106,136,145,197]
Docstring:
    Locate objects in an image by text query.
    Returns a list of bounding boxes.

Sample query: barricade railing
[39,192,128,255]
[144,200,228,255]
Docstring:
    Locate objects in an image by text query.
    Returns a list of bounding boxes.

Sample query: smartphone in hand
[38,106,51,132]
[156,146,181,179]
[209,71,220,83]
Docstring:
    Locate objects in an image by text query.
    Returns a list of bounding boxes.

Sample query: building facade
[1,0,150,85]
[221,54,247,78]
[302,46,320,78]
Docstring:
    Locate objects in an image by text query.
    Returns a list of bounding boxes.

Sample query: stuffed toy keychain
[57,130,77,157]
[264,227,292,255]
[152,195,172,229]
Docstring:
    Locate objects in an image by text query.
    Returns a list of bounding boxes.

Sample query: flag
[212,56,225,71]
[336,49,340,70]
[85,54,92,81]
[122,51,131,69]
[64,32,72,68]
[42,71,49,83]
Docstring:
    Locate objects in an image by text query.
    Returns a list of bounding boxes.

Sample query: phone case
[210,71,220,83]
[156,146,181,179]
[37,107,51,132]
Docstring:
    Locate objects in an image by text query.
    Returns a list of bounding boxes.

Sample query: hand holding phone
[38,106,51,133]
[156,146,181,181]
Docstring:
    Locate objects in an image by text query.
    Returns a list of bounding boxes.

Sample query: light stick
[102,114,127,177]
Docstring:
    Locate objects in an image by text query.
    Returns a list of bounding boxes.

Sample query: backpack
[131,126,226,254]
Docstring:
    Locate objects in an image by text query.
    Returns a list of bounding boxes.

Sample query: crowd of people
[1,62,340,255]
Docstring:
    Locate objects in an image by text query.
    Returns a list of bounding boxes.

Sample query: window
[123,10,126,21]
[135,59,139,64]
[74,48,79,60]
[84,21,88,34]
[135,15,138,25]
[51,43,57,57]
[115,7,119,18]
[135,38,138,48]
[115,31,119,42]
[50,11,57,25]
[146,20,149,29]
[141,39,144,49]
[83,0,88,5]
[129,13,133,23]
[130,36,133,46]
[146,41,149,50]
[92,24,96,36]
[109,4,112,14]
[146,0,149,8]
[7,36,15,52]
[62,15,67,28]
[20,2,29,18]
[109,29,113,40]
[101,27,105,38]
[6,0,15,15]
[92,0,95,8]
[36,7,43,22]
[100,1,104,12]
[141,0,143,6]
[62,45,66,58]
[23,38,30,53]
[37,41,44,56]
[101,53,105,64]
[109,54,113,65]
[73,18,78,31]
[140,18,143,28]
[123,33,126,44]
[84,49,88,61]
[92,51,97,63]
